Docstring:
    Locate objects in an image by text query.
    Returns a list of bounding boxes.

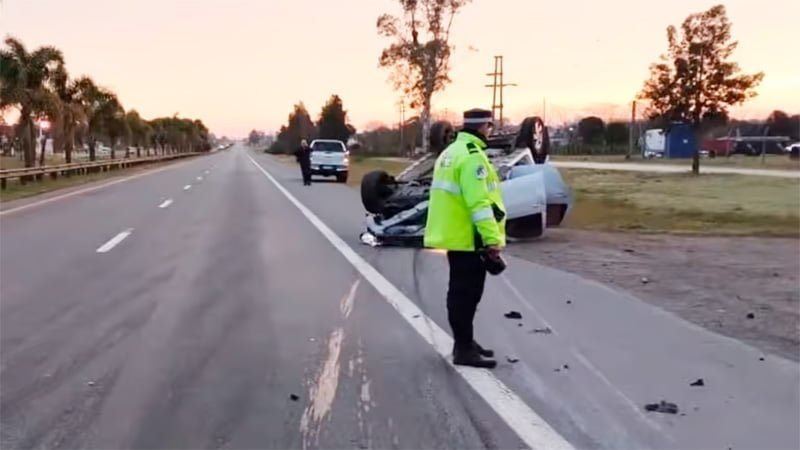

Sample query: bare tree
[377,0,471,153]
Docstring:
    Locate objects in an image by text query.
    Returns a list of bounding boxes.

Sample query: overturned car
[359,116,573,247]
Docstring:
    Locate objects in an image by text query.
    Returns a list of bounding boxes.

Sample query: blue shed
[665,122,697,158]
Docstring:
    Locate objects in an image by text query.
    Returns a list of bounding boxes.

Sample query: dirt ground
[509,229,800,361]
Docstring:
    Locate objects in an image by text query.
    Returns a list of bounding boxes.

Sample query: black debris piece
[679,413,687,417]
[531,327,553,334]
[289,394,300,401]
[506,356,519,363]
[772,272,780,277]
[412,314,421,318]
[563,364,570,370]
[566,300,573,305]
[690,378,705,387]
[759,356,765,361]
[517,323,523,327]
[624,248,635,253]
[554,368,561,372]
[644,401,679,414]
[504,311,523,320]
[641,277,650,284]
[746,312,755,319]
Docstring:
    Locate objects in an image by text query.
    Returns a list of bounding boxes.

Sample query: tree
[0,36,64,171]
[317,94,354,143]
[766,110,799,141]
[51,68,90,164]
[125,110,151,157]
[638,4,763,173]
[605,122,628,146]
[283,102,315,150]
[577,116,606,145]
[377,0,471,153]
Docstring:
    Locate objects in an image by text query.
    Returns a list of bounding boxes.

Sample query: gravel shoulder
[509,229,800,361]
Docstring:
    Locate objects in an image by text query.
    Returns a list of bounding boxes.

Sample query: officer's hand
[486,245,502,260]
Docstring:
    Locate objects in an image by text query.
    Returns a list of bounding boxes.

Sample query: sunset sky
[2,0,798,137]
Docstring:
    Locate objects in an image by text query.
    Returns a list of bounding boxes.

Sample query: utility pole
[627,100,636,160]
[397,99,406,156]
[485,56,517,128]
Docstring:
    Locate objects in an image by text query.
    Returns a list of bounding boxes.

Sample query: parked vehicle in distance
[310,139,349,183]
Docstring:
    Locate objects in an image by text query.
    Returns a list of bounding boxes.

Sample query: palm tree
[74,78,126,161]
[125,110,151,157]
[51,69,90,164]
[0,36,64,170]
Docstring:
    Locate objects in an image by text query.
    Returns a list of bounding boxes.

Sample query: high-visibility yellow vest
[423,131,506,251]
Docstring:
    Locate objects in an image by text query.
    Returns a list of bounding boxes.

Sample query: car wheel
[516,117,550,164]
[337,173,348,183]
[430,121,455,154]
[361,170,395,214]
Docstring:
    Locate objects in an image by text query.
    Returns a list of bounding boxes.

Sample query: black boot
[453,345,497,369]
[472,341,494,358]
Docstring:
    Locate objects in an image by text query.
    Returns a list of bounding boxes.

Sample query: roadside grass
[267,151,799,237]
[551,153,800,170]
[561,169,800,237]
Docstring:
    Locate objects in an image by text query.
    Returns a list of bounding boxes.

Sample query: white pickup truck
[309,139,349,183]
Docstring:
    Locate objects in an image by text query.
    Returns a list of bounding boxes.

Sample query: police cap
[462,108,493,126]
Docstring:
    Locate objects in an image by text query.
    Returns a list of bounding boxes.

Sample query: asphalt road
[1,145,797,450]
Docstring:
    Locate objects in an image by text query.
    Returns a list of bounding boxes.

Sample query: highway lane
[1,146,535,449]
[253,149,800,450]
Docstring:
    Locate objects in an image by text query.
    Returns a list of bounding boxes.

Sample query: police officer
[424,108,506,369]
[295,139,312,186]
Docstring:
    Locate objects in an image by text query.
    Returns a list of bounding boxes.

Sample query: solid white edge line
[183,185,191,190]
[96,229,133,253]
[246,153,573,450]
[0,158,204,216]
[158,199,173,209]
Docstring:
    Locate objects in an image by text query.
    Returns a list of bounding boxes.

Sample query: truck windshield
[311,141,344,152]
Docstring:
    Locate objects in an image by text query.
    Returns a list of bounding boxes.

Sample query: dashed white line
[246,154,573,450]
[96,229,133,253]
[196,176,203,181]
[158,199,173,209]
[183,185,192,191]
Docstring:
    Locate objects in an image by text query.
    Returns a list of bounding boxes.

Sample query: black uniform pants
[446,251,487,350]
[299,162,311,184]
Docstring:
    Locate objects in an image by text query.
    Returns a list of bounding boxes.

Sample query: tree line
[0,36,212,169]
[261,94,356,154]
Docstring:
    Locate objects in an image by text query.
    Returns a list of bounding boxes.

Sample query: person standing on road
[424,108,507,369]
[295,139,312,186]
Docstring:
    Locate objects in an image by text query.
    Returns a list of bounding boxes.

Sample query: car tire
[516,117,550,164]
[361,170,395,214]
[337,172,348,183]
[430,121,455,154]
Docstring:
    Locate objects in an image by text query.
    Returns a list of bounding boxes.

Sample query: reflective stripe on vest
[471,207,494,223]
[431,180,461,194]
[487,182,498,191]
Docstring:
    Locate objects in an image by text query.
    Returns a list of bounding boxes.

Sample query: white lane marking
[158,199,173,209]
[0,158,206,216]
[204,170,210,175]
[183,185,191,191]
[96,229,133,253]
[196,176,203,181]
[340,280,360,319]
[246,154,573,450]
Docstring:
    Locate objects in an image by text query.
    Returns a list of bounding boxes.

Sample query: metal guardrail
[0,152,203,189]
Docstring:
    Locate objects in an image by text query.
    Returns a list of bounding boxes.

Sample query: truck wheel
[337,172,349,183]
[516,117,550,164]
[430,121,455,154]
[361,170,395,214]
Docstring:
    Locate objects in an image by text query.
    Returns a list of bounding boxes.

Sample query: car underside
[358,117,574,247]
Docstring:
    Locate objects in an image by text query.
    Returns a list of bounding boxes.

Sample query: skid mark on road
[300,328,344,448]
[247,153,573,450]
[96,229,133,253]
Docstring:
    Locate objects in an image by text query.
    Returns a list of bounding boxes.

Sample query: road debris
[644,401,679,414]
[759,356,765,361]
[641,277,650,284]
[412,314,421,318]
[517,323,523,327]
[624,248,635,253]
[504,311,522,320]
[566,300,573,305]
[530,327,553,334]
[506,356,519,363]
[290,394,299,401]
[690,378,705,387]
[746,312,755,319]
[87,381,96,387]
[562,364,570,370]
